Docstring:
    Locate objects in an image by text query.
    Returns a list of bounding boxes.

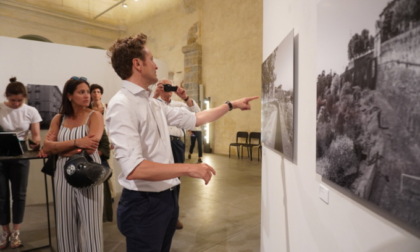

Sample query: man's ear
[133,58,142,72]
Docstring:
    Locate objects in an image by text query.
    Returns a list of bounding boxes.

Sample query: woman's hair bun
[9,77,17,83]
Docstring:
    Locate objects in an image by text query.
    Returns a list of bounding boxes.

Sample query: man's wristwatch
[225,101,233,111]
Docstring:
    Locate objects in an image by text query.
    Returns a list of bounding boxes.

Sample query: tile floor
[3,153,261,252]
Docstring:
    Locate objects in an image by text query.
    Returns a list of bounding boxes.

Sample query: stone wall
[200,0,262,154]
[127,1,198,88]
[379,25,420,69]
[182,22,201,103]
[129,0,262,155]
[376,25,420,137]
[0,1,122,48]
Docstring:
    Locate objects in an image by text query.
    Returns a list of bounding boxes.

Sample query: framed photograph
[316,0,420,229]
[261,30,295,162]
[27,84,62,129]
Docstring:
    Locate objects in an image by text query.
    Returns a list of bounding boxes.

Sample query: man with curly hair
[106,33,257,252]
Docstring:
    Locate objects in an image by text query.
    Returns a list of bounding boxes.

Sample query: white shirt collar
[122,80,151,97]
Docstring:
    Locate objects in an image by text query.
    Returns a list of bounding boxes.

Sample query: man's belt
[170,136,181,141]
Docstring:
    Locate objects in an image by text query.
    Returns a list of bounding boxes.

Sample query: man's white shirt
[106,80,196,192]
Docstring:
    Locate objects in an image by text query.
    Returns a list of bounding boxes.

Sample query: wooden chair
[229,131,249,158]
[242,132,261,161]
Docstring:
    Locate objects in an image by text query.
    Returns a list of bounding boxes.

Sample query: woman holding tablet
[0,77,42,249]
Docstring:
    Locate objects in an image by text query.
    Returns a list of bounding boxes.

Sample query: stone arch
[18,34,52,43]
[87,46,105,50]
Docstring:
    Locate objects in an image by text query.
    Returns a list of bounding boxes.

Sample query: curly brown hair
[107,33,148,80]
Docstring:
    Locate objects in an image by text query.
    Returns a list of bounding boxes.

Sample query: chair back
[236,131,249,144]
[248,132,261,145]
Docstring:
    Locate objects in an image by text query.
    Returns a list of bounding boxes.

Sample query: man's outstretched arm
[195,96,258,126]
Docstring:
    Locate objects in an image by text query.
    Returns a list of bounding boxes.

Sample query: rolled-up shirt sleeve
[163,105,196,130]
[189,99,201,113]
[106,94,145,179]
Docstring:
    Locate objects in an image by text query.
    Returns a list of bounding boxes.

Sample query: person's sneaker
[176,220,183,230]
[0,232,10,249]
[188,154,191,159]
[9,230,22,249]
[198,158,202,163]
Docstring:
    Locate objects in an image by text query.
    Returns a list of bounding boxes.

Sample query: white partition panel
[0,36,167,204]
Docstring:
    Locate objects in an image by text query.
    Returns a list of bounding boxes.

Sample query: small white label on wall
[319,184,329,204]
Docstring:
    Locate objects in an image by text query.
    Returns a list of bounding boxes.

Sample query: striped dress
[54,112,103,252]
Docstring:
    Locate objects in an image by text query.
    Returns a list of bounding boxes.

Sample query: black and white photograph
[27,84,62,129]
[316,0,420,229]
[261,30,294,161]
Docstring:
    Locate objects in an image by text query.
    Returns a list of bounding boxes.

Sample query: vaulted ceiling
[1,0,182,27]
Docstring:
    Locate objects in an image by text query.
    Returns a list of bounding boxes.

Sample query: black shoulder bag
[41,155,57,176]
[41,114,63,176]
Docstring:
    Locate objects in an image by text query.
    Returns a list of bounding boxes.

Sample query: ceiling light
[122,3,128,8]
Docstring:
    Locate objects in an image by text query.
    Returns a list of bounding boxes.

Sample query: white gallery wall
[261,0,420,251]
[0,36,168,204]
[0,36,168,103]
[0,36,121,103]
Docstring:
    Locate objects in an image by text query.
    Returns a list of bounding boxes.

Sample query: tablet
[0,132,24,156]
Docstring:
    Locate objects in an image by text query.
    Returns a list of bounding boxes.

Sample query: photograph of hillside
[316,0,420,229]
[262,30,294,161]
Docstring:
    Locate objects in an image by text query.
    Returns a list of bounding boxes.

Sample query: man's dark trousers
[170,137,184,205]
[170,137,185,163]
[118,187,179,252]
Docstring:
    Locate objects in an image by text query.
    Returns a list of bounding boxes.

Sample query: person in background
[90,84,106,114]
[0,77,42,249]
[40,76,104,251]
[188,127,203,163]
[153,79,201,229]
[90,83,114,222]
[106,33,258,252]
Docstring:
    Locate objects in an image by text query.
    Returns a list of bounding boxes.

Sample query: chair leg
[249,147,253,161]
[229,146,231,158]
[237,146,240,158]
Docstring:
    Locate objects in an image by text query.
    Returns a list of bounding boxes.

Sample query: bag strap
[84,110,95,125]
[80,150,94,162]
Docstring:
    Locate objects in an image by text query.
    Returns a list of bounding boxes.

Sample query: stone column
[182,43,202,104]
[182,22,202,104]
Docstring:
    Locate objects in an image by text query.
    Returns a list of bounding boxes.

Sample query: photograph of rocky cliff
[316,0,420,229]
[262,30,294,161]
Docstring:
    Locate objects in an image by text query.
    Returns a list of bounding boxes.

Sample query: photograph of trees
[262,30,294,161]
[316,0,420,229]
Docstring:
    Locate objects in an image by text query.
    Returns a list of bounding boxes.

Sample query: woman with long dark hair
[41,76,104,251]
